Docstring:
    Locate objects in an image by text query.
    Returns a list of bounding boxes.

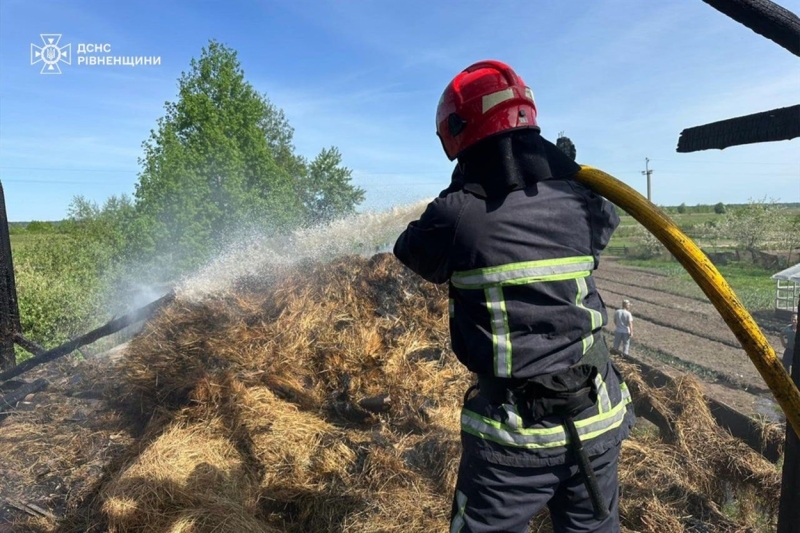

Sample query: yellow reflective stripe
[450,490,467,533]
[581,333,595,355]
[576,277,601,328]
[452,256,595,289]
[595,374,611,414]
[461,380,632,449]
[576,277,603,355]
[485,287,512,377]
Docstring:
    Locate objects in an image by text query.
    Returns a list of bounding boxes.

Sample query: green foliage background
[8,40,365,357]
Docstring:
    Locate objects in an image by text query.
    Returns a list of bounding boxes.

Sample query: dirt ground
[0,348,136,530]
[595,258,789,420]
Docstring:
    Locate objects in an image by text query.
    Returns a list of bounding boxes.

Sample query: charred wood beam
[677,104,800,152]
[4,499,56,520]
[0,377,48,412]
[12,333,44,356]
[359,394,392,413]
[701,0,800,57]
[0,292,175,384]
[0,180,20,371]
[777,296,800,532]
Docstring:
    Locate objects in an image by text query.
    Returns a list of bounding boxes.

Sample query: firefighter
[394,60,636,533]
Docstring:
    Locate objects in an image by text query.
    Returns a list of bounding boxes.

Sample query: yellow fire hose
[574,165,800,437]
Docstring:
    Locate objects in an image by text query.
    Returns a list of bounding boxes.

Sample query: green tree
[132,40,363,272]
[298,147,365,225]
[714,202,726,214]
[25,221,55,233]
[677,203,687,214]
[701,220,723,253]
[631,223,665,258]
[12,197,134,351]
[65,195,135,262]
[774,213,800,264]
[719,196,782,254]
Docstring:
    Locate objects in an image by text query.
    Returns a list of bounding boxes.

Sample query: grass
[617,257,776,311]
[618,211,724,226]
[610,211,727,252]
[9,232,67,253]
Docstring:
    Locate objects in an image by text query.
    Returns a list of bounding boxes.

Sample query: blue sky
[0,0,798,222]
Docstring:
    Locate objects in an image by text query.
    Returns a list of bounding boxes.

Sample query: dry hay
[0,357,137,530]
[3,253,784,532]
[618,361,781,532]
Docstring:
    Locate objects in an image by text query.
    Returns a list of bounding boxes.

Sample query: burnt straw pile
[3,253,783,532]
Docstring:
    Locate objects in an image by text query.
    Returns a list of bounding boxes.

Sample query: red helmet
[436,60,538,161]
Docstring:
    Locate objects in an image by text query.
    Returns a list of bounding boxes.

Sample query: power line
[0,166,139,173]
[1,179,114,185]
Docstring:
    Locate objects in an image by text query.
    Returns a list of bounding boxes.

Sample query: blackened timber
[0,378,48,412]
[0,180,20,370]
[677,105,800,152]
[702,0,800,57]
[12,333,44,356]
[0,292,175,383]
[777,296,800,532]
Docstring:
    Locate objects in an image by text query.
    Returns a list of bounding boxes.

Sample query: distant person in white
[612,300,633,356]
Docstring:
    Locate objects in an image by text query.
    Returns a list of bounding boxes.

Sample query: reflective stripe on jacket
[451,256,603,378]
[393,138,634,463]
[394,140,618,379]
[462,374,631,450]
[460,358,634,467]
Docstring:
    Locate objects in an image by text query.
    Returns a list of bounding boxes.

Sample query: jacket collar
[455,131,581,199]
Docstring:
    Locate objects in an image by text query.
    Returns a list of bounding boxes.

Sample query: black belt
[467,335,613,520]
[472,335,610,404]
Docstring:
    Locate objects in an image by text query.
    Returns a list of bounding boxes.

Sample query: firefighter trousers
[449,442,621,533]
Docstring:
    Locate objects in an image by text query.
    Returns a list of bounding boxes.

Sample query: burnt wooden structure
[677,0,800,153]
[678,2,800,530]
[781,302,800,533]
[0,181,21,370]
[0,291,175,384]
[678,104,800,152]
[0,378,48,422]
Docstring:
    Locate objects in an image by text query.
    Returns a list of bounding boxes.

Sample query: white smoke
[177,200,430,299]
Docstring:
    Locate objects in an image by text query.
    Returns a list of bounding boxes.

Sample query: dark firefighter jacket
[394,131,635,467]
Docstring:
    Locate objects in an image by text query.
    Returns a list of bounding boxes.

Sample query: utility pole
[641,158,653,203]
